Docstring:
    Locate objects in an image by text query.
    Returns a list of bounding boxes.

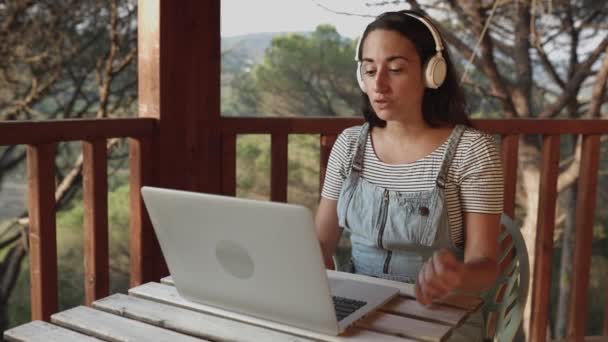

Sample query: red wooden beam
[500,134,519,217]
[129,137,165,286]
[138,0,222,193]
[218,117,608,135]
[530,135,560,342]
[82,140,109,306]
[271,133,288,202]
[0,118,156,145]
[26,144,58,321]
[568,135,601,340]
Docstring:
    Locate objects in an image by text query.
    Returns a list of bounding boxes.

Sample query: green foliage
[222,71,261,116]
[287,135,320,210]
[236,134,321,210]
[236,135,270,199]
[7,180,131,327]
[226,25,361,117]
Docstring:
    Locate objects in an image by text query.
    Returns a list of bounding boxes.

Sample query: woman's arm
[415,212,500,305]
[315,197,341,269]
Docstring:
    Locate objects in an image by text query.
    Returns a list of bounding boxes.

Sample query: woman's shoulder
[455,125,502,170]
[335,125,366,150]
[340,125,365,138]
[458,125,499,149]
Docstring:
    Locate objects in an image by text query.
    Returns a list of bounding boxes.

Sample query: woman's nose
[373,69,389,92]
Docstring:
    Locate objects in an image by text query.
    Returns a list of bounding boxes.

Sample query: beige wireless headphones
[355,10,447,91]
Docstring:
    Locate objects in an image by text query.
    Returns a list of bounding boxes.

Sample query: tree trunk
[518,139,542,340]
[554,183,576,338]
[554,135,578,339]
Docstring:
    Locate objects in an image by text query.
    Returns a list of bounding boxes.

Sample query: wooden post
[82,140,109,305]
[500,134,519,217]
[529,135,560,341]
[135,0,221,283]
[271,133,288,202]
[138,0,221,192]
[568,135,601,340]
[27,144,58,321]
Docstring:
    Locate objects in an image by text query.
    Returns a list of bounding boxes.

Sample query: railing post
[568,134,601,340]
[26,143,58,321]
[530,135,560,341]
[82,140,109,306]
[129,136,165,286]
[271,133,288,202]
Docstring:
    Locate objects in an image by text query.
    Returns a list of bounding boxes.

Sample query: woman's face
[360,29,425,122]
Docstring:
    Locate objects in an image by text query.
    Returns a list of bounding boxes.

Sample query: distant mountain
[221,32,309,74]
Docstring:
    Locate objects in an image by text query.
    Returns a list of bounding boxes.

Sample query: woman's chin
[374,109,396,121]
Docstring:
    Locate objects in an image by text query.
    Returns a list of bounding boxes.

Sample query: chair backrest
[483,213,530,342]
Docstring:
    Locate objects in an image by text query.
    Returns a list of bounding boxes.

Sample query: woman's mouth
[374,99,390,109]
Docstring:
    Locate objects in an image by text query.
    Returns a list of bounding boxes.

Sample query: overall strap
[436,124,466,189]
[351,123,370,174]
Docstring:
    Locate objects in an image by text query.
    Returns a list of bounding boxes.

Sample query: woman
[315,10,504,340]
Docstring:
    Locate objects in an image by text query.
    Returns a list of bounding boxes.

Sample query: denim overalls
[337,122,465,280]
[336,123,484,340]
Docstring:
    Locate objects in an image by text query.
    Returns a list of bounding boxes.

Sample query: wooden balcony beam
[568,135,601,340]
[500,134,519,217]
[530,135,560,342]
[271,134,288,202]
[0,118,157,145]
[82,140,109,306]
[26,143,58,321]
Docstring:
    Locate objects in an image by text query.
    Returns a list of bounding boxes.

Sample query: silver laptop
[141,186,399,335]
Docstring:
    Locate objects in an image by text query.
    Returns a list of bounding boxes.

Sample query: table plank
[3,320,102,342]
[130,282,419,341]
[381,297,467,326]
[93,293,314,341]
[359,311,452,342]
[51,306,206,341]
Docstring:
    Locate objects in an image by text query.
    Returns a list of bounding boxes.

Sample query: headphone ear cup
[356,62,366,92]
[424,53,447,89]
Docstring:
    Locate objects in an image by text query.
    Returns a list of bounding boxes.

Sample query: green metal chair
[483,213,530,342]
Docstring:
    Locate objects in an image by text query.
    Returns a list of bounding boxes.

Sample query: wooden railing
[0,117,607,341]
[0,118,159,321]
[217,117,608,341]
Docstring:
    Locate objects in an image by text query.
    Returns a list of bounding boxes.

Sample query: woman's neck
[379,119,432,145]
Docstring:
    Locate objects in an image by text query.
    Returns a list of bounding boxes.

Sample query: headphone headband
[354,10,444,61]
[354,10,447,90]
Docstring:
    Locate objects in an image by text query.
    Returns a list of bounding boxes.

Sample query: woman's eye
[389,68,402,73]
[364,70,376,76]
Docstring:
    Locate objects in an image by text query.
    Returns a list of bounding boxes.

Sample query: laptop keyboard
[332,296,367,322]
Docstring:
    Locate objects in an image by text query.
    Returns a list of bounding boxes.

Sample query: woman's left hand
[415,248,464,305]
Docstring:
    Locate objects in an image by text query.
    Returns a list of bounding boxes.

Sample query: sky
[221,0,408,38]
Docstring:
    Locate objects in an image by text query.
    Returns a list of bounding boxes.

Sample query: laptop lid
[141,186,342,335]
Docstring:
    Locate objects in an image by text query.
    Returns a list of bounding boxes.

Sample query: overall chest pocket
[338,179,386,245]
[381,192,439,249]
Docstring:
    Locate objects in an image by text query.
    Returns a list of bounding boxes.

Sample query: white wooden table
[4,271,482,342]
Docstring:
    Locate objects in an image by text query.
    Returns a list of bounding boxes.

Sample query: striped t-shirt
[321,125,504,249]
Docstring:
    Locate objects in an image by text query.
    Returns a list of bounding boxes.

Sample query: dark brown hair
[358,10,470,128]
